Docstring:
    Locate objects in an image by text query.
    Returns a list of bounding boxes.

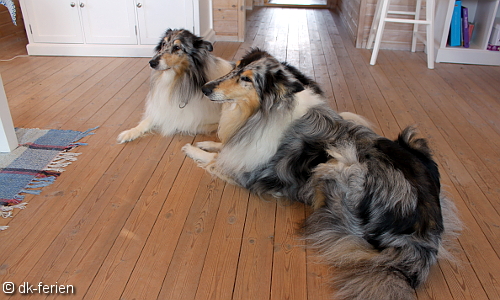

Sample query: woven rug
[0,127,97,230]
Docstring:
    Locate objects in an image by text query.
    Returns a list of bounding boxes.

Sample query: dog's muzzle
[202,83,215,97]
[149,59,160,69]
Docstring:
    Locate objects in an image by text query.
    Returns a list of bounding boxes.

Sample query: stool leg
[367,0,383,49]
[370,0,391,65]
[426,0,435,69]
[411,0,422,52]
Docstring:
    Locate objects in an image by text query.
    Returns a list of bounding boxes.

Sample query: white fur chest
[217,89,324,174]
[145,70,176,115]
[144,70,220,135]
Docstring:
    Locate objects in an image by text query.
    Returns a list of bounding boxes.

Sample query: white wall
[199,0,215,42]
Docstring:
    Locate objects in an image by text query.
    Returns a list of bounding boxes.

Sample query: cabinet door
[23,0,84,43]
[79,0,138,44]
[135,0,195,45]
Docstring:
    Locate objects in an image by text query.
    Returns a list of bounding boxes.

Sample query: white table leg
[0,74,18,152]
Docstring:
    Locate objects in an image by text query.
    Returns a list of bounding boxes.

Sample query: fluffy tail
[306,195,460,300]
[397,126,462,259]
[306,207,425,300]
[305,126,461,300]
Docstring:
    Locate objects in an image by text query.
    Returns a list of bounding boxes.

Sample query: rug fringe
[20,176,57,195]
[0,126,98,230]
[23,176,56,189]
[66,126,98,148]
[1,202,28,218]
[21,152,81,194]
[43,152,81,173]
[74,126,99,143]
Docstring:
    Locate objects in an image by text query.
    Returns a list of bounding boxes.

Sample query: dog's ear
[270,69,305,96]
[256,69,301,112]
[195,39,213,52]
[256,71,276,111]
[289,81,305,94]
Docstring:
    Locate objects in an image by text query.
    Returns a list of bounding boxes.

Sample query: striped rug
[0,127,97,230]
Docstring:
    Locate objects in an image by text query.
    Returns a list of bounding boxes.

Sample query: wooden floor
[1,7,500,300]
[267,0,327,5]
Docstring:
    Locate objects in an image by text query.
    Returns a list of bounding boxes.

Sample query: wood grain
[0,6,498,300]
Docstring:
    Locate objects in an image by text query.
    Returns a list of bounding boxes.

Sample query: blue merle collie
[117,29,233,143]
[182,49,459,300]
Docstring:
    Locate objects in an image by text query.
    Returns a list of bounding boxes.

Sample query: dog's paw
[117,129,141,144]
[182,143,216,166]
[195,141,222,152]
[182,143,196,158]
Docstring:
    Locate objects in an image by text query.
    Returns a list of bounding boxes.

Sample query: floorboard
[0,6,499,300]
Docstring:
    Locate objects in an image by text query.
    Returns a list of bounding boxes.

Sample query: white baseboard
[26,43,156,57]
[26,30,219,57]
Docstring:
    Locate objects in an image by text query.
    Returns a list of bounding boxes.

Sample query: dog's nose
[149,59,159,69]
[202,84,214,96]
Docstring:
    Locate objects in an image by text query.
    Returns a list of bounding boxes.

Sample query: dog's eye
[240,76,252,83]
[172,45,181,52]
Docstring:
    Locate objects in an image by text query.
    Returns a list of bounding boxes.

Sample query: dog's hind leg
[117,117,153,143]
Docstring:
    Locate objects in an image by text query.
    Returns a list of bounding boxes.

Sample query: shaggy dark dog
[183,48,459,300]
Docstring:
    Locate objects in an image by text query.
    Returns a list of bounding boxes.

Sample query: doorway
[265,0,327,6]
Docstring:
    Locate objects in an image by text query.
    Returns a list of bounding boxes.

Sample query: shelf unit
[435,0,500,65]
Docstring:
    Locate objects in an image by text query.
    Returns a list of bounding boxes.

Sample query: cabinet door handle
[70,2,76,7]
[137,3,142,8]
[80,2,85,7]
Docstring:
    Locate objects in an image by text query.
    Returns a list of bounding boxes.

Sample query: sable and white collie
[117,29,234,143]
[182,49,460,300]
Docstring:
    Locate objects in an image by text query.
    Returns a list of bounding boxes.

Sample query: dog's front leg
[198,123,219,134]
[195,141,223,152]
[183,143,242,186]
[182,143,217,166]
[117,117,153,144]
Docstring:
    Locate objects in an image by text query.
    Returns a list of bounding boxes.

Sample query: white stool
[366,0,435,69]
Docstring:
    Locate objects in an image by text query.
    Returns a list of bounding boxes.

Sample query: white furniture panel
[80,0,138,44]
[136,0,195,45]
[23,0,84,44]
[19,0,214,57]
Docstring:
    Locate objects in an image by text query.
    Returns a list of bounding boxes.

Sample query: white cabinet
[19,0,213,57]
[136,0,195,44]
[435,0,500,65]
[79,0,138,44]
[23,0,84,43]
[23,0,137,45]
